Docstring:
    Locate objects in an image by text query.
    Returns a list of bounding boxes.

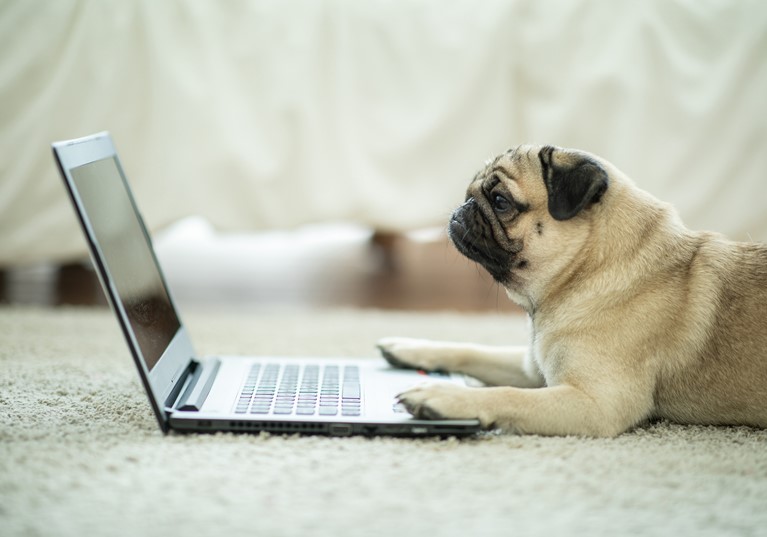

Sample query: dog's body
[378,145,767,437]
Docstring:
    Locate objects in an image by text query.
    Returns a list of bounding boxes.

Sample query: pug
[377,145,767,437]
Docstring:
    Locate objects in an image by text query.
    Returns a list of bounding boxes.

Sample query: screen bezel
[53,132,196,432]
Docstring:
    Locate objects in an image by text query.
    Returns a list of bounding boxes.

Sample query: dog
[377,145,767,437]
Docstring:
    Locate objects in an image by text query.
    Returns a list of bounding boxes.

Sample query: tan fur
[378,145,767,437]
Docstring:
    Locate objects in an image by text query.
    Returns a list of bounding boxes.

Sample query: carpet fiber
[2,306,766,537]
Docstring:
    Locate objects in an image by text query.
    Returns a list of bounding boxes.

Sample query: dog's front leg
[377,337,544,388]
[397,383,645,437]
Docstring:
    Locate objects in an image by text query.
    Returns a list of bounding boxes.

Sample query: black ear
[539,146,609,221]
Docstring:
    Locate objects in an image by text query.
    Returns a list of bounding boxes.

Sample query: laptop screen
[70,157,180,371]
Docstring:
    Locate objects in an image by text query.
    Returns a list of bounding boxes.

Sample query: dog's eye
[493,194,512,213]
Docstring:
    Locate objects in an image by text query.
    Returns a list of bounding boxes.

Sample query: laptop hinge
[164,359,198,415]
[169,357,222,412]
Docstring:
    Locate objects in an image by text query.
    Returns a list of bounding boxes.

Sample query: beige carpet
[2,306,766,537]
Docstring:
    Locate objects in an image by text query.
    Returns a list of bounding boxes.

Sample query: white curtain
[1,0,766,265]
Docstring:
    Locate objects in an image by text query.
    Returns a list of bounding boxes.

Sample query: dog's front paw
[377,337,450,372]
[396,383,490,426]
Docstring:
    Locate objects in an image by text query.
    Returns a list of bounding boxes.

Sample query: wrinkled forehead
[469,145,542,188]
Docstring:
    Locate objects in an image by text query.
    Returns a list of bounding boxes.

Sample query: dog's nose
[460,197,479,212]
[456,197,479,216]
[453,198,473,219]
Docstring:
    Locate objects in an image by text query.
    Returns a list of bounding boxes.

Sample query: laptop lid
[53,132,195,432]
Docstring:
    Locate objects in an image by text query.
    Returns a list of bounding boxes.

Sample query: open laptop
[52,132,480,437]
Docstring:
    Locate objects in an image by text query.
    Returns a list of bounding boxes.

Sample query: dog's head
[449,145,610,309]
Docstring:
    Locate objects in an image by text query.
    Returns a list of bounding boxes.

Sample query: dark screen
[70,157,180,370]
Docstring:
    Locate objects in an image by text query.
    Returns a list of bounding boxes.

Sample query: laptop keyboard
[235,363,362,417]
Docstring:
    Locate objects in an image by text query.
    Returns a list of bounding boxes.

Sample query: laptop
[52,132,480,437]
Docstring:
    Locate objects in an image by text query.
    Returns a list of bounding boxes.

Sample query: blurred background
[1,0,766,312]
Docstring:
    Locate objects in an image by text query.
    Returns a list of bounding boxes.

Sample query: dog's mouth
[449,218,484,260]
[448,202,513,284]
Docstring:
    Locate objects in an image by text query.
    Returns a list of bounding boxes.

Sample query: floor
[0,218,522,314]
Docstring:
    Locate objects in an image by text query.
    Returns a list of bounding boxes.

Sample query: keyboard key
[342,383,360,399]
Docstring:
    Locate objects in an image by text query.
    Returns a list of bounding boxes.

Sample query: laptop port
[329,424,353,437]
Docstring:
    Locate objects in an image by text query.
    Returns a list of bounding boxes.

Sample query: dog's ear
[539,146,609,221]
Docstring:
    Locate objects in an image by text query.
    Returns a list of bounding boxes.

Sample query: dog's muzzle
[448,198,512,283]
